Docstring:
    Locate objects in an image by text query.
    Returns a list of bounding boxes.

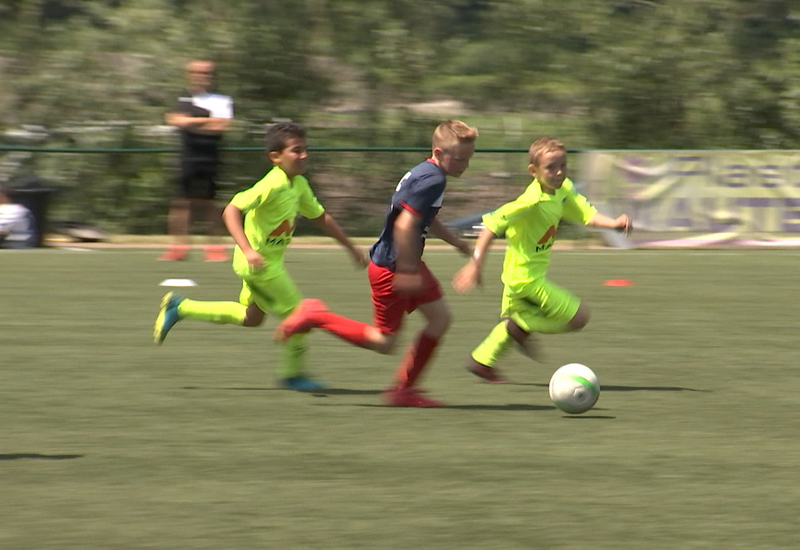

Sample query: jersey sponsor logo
[536,225,557,251]
[269,219,295,236]
[537,225,557,244]
[267,219,295,246]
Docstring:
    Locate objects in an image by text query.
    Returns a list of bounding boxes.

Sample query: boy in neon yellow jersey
[154,122,367,391]
[452,137,632,383]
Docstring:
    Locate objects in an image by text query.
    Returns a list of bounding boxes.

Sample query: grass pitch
[1,247,798,549]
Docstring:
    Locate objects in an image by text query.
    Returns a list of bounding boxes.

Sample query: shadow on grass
[183,386,280,391]
[561,415,617,420]
[310,389,384,396]
[357,403,556,411]
[0,454,83,461]
[182,386,383,396]
[521,383,709,392]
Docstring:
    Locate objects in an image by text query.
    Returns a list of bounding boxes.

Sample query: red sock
[315,311,373,349]
[395,332,440,388]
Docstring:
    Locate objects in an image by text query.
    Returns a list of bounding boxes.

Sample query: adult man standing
[160,60,233,261]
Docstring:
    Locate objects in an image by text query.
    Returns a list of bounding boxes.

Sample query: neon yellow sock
[279,334,308,378]
[471,321,515,367]
[177,299,246,325]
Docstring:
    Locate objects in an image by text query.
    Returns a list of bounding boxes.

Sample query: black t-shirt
[172,89,233,163]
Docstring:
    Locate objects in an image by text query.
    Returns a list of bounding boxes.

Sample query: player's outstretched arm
[429,217,472,257]
[311,212,368,269]
[452,226,496,294]
[223,204,263,271]
[589,212,633,235]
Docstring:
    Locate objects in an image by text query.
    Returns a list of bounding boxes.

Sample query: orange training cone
[602,279,634,287]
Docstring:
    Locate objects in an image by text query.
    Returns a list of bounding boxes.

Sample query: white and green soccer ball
[549,363,600,414]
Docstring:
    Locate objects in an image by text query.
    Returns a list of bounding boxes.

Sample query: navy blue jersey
[370,160,446,270]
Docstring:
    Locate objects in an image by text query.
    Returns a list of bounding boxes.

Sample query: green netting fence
[0,144,572,238]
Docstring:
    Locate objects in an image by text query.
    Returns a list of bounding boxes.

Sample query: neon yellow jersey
[229,166,325,277]
[482,178,597,286]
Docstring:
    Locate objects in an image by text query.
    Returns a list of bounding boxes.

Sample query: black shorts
[178,161,218,200]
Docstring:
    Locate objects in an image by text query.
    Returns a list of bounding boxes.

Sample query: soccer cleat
[203,245,229,262]
[280,376,328,392]
[158,246,189,261]
[273,299,329,341]
[384,386,444,407]
[153,292,184,345]
[467,361,508,384]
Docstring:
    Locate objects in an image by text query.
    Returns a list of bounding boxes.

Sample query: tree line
[1,0,799,233]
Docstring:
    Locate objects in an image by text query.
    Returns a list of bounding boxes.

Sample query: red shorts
[369,261,443,334]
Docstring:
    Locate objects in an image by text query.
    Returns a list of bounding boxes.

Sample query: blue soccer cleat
[279,376,328,392]
[153,292,184,345]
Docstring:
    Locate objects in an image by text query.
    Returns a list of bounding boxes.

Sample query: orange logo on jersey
[269,219,295,237]
[538,225,557,244]
[266,219,295,246]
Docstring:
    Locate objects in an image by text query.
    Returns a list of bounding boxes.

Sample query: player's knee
[568,306,590,331]
[440,308,453,332]
[242,316,263,327]
[374,341,393,354]
[506,319,530,345]
[243,308,265,327]
[372,332,397,354]
[426,308,452,337]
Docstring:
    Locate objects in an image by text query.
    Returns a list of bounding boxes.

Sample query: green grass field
[1,247,799,549]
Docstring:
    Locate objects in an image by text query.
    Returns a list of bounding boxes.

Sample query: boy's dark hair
[265,122,306,155]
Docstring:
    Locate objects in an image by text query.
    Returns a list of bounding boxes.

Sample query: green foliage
[3,0,800,232]
[576,0,800,148]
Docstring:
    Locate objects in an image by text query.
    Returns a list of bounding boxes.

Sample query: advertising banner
[578,150,800,246]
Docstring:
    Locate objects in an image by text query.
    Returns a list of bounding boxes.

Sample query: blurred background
[1,0,799,238]
[4,5,800,548]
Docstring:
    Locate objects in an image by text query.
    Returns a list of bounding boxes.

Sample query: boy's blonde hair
[432,120,479,152]
[528,137,566,167]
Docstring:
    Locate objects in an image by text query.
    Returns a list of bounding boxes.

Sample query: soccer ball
[549,363,600,414]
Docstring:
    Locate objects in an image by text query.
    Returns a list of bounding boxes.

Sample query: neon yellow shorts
[237,267,302,318]
[501,278,580,333]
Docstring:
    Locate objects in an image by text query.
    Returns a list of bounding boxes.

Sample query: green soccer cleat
[153,292,184,345]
